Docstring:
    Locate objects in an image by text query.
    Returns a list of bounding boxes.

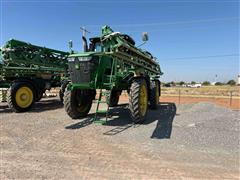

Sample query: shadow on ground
[31,99,63,113]
[65,113,95,130]
[149,102,177,139]
[0,98,63,113]
[102,105,136,135]
[65,102,177,139]
[64,104,131,132]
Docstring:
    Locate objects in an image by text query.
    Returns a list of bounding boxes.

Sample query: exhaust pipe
[82,36,88,52]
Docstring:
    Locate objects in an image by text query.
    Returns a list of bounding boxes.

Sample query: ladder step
[94,119,107,125]
[105,76,116,80]
[99,100,107,103]
[101,93,111,97]
[96,109,108,113]
[103,83,112,86]
[102,91,111,94]
[93,100,107,103]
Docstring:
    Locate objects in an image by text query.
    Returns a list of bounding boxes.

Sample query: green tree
[170,81,176,86]
[202,81,210,86]
[191,81,196,85]
[164,82,171,87]
[215,82,223,86]
[227,80,236,86]
[179,81,185,85]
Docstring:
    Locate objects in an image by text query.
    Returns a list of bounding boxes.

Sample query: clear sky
[0,0,239,83]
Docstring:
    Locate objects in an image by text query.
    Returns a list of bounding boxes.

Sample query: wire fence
[1,87,239,109]
[161,88,239,109]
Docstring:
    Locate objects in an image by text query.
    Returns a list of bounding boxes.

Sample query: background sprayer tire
[109,90,121,107]
[149,80,160,109]
[7,82,35,112]
[59,80,69,102]
[35,89,45,102]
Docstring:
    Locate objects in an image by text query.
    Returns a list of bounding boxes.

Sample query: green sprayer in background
[64,26,163,123]
[0,39,69,112]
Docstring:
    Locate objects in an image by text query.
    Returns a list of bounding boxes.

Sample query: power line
[87,17,239,28]
[3,0,239,3]
[161,54,239,61]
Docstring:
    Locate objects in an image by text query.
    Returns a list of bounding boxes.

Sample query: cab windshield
[94,42,102,52]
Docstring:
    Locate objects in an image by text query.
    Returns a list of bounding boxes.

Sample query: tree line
[163,80,237,87]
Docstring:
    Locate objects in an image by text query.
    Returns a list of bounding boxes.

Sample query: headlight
[68,56,92,62]
[68,57,75,62]
[78,57,92,61]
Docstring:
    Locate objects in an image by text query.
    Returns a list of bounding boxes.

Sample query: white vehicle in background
[187,83,202,88]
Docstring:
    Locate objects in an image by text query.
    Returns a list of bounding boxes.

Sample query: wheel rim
[16,86,33,108]
[139,83,148,116]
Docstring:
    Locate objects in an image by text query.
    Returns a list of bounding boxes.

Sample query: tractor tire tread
[63,90,92,119]
[129,78,147,123]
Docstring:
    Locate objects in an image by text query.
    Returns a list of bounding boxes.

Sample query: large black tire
[63,89,93,119]
[7,82,35,112]
[129,78,148,123]
[149,80,160,109]
[109,90,121,107]
[59,80,69,102]
[35,89,45,102]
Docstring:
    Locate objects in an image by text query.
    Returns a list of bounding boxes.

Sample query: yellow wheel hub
[16,86,33,108]
[139,83,148,116]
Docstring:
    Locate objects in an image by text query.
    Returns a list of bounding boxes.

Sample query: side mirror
[142,32,148,42]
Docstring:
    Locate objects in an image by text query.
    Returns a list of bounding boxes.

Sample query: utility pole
[215,74,218,83]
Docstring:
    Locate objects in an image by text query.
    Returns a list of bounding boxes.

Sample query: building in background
[237,75,240,85]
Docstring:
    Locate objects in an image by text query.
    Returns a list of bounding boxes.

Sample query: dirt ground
[161,86,240,97]
[1,95,239,179]
[161,96,240,110]
[118,93,240,110]
[160,86,240,110]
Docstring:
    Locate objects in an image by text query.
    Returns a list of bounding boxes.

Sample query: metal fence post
[230,91,233,107]
[178,89,181,105]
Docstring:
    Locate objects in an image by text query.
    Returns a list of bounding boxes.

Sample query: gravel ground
[0,97,239,179]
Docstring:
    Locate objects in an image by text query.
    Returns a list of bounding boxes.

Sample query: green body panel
[69,52,101,57]
[0,39,69,87]
[68,26,163,91]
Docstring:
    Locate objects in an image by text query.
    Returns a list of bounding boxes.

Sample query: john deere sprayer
[0,39,69,112]
[64,26,163,123]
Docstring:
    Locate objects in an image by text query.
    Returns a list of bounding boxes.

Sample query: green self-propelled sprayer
[64,25,163,123]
